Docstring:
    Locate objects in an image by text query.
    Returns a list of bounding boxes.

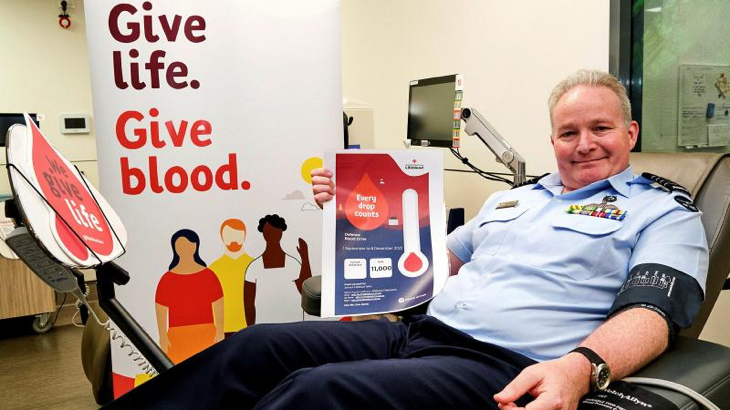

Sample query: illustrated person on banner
[155,229,224,363]
[209,219,254,337]
[244,214,312,324]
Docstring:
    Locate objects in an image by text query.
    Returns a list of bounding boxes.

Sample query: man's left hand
[493,353,591,410]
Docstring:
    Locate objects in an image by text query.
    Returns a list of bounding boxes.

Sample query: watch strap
[570,346,606,366]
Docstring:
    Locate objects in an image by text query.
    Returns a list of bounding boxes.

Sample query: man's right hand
[311,168,335,208]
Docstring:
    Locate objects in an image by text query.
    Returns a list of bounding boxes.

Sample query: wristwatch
[570,347,611,391]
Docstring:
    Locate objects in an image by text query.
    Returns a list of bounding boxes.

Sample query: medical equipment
[404,75,527,186]
[460,107,526,186]
[3,119,173,376]
[406,74,463,148]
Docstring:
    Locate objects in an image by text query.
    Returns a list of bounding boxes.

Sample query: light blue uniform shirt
[428,167,708,362]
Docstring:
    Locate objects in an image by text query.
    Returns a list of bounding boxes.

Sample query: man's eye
[560,131,576,138]
[595,126,611,132]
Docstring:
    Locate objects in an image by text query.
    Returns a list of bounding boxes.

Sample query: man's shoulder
[630,172,692,196]
[628,173,699,213]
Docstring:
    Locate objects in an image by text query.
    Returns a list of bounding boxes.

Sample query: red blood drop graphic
[344,173,388,230]
[403,252,422,272]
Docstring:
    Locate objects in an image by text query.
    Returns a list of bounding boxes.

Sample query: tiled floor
[0,318,99,410]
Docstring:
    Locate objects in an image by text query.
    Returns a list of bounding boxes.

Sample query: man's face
[221,225,246,252]
[550,85,639,192]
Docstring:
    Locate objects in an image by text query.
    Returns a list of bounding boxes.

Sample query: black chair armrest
[301,275,322,317]
[628,336,730,409]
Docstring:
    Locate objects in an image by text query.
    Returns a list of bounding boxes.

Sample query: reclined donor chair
[301,152,730,409]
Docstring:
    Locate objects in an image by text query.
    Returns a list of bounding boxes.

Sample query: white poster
[678,64,730,147]
[85,0,342,396]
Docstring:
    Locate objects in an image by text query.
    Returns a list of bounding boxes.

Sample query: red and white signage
[85,0,342,395]
[6,114,126,267]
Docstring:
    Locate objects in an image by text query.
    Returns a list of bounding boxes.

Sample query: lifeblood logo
[28,118,114,260]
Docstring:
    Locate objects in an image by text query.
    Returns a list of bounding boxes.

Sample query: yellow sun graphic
[300,156,323,184]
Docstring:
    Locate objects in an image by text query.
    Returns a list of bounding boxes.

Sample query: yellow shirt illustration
[209,253,254,333]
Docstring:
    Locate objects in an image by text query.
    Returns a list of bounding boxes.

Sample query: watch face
[595,363,611,390]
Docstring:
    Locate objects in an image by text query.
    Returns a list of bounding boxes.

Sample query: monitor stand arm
[461,107,526,186]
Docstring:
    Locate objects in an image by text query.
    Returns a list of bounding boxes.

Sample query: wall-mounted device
[406,74,464,148]
[59,113,91,134]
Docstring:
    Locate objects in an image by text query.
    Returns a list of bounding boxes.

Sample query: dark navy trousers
[104,315,536,409]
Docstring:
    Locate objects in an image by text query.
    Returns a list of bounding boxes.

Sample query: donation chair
[301,152,730,409]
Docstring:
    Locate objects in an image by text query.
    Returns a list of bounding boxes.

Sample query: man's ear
[550,134,556,147]
[627,120,639,150]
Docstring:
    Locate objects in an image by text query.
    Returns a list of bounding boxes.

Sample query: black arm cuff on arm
[609,263,704,334]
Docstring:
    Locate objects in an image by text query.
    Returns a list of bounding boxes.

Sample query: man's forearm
[494,307,670,408]
[573,307,669,380]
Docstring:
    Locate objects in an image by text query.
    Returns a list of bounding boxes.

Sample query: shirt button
[556,198,563,203]
[456,302,467,309]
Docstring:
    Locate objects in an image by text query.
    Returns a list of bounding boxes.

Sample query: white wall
[0,0,98,194]
[341,0,611,219]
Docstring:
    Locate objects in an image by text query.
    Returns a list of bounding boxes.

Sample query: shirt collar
[534,166,634,197]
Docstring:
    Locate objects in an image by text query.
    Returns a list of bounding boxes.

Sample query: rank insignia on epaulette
[642,172,691,197]
[566,196,626,220]
[675,196,699,212]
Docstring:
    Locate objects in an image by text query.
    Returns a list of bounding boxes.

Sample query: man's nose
[575,131,596,154]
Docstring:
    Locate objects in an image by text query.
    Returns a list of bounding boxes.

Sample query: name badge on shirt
[567,196,627,220]
[496,200,519,209]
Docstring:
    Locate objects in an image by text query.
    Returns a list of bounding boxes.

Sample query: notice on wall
[85,0,342,397]
[678,64,730,147]
[320,150,448,317]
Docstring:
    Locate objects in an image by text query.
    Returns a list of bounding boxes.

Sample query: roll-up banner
[84,1,342,395]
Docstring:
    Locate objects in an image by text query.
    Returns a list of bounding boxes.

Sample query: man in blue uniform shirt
[107,70,707,410]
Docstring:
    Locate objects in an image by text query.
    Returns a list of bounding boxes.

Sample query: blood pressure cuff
[608,263,704,339]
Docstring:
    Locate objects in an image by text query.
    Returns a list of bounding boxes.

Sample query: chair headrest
[629,152,729,197]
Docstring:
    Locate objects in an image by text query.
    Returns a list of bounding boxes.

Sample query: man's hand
[311,168,335,208]
[494,353,591,410]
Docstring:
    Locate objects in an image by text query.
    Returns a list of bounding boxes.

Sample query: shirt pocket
[472,206,531,257]
[527,213,623,280]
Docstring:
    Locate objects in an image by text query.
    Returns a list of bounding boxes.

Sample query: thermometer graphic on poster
[320,150,448,318]
[398,189,428,277]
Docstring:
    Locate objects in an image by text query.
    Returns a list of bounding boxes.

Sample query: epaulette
[641,172,691,197]
[511,173,550,190]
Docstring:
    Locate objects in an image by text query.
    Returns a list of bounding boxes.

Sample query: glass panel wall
[638,0,730,153]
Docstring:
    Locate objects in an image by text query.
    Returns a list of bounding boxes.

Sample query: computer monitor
[407,75,463,148]
[0,113,39,147]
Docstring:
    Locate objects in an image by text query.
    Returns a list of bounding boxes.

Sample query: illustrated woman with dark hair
[155,229,224,364]
[244,214,312,324]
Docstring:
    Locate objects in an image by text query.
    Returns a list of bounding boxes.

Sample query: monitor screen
[0,114,39,147]
[407,75,463,148]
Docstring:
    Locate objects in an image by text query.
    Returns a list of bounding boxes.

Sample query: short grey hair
[548,69,632,128]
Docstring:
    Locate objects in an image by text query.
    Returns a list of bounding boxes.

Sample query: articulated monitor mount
[461,107,526,186]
